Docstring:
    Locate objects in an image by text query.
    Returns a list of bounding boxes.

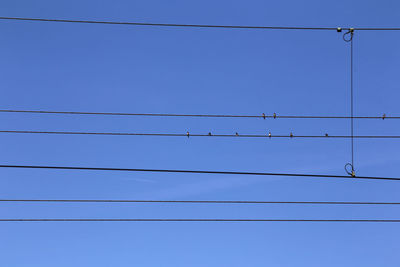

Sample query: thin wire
[354,28,400,31]
[1,130,400,139]
[351,34,355,173]
[0,109,398,119]
[1,199,400,205]
[1,164,400,181]
[1,17,400,31]
[1,219,399,222]
[350,32,355,175]
[0,17,339,30]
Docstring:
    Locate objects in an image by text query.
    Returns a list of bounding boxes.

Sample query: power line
[1,199,400,205]
[1,130,400,139]
[0,164,399,181]
[1,17,400,31]
[0,17,340,30]
[1,218,399,222]
[0,109,397,119]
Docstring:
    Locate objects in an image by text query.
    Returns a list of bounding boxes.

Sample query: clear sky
[0,0,400,266]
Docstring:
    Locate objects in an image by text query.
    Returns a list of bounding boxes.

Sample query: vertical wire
[350,35,354,173]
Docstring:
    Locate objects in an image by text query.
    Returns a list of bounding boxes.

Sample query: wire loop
[343,28,354,42]
[345,163,356,177]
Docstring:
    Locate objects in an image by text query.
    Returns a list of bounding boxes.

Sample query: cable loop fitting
[345,163,356,177]
[343,28,354,42]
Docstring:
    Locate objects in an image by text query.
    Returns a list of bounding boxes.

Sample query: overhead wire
[0,164,399,181]
[1,199,400,205]
[1,17,400,31]
[0,130,399,139]
[1,218,400,222]
[343,29,356,177]
[0,109,397,119]
[0,17,342,30]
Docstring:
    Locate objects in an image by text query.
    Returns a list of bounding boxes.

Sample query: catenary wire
[0,17,341,30]
[0,109,398,119]
[1,199,400,205]
[1,130,400,139]
[0,164,399,181]
[1,219,399,223]
[1,17,400,31]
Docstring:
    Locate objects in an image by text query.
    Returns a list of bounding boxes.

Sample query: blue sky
[0,0,400,266]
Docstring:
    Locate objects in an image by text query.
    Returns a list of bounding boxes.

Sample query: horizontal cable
[0,17,339,30]
[0,109,397,119]
[1,130,399,139]
[0,164,399,181]
[1,17,400,31]
[1,218,399,222]
[1,199,399,205]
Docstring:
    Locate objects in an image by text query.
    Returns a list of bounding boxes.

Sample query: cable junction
[1,164,400,181]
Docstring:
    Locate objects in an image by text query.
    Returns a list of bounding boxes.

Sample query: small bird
[262,113,266,119]
[325,133,329,137]
[273,112,277,119]
[290,132,293,138]
[208,132,212,136]
[383,114,386,120]
[186,131,190,138]
[268,132,272,138]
